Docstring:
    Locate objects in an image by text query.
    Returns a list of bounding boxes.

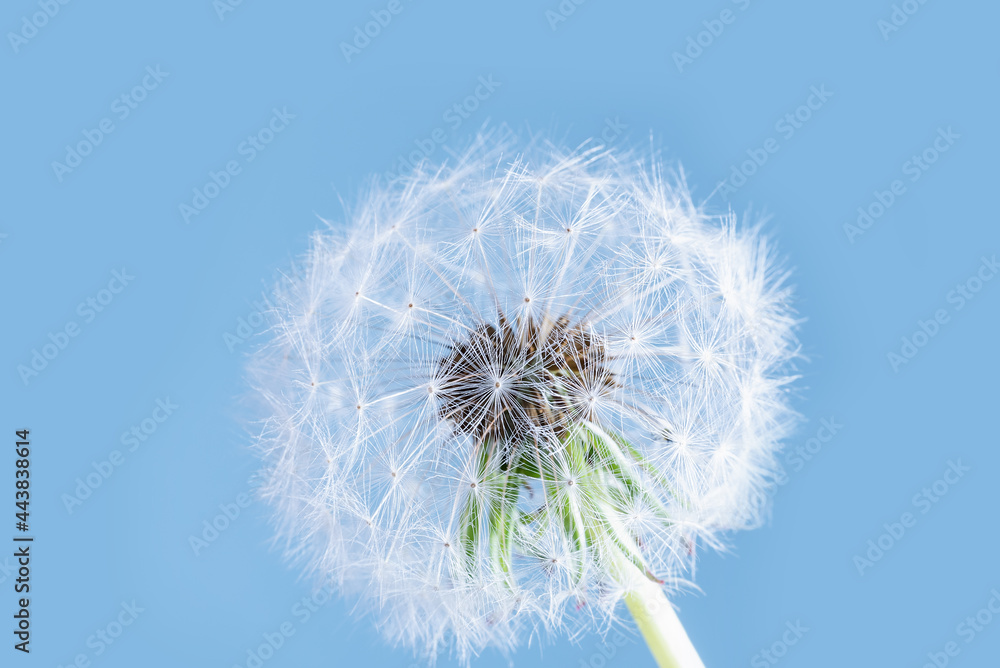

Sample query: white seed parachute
[249,128,800,663]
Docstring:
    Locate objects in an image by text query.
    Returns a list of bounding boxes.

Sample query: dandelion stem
[618,555,705,668]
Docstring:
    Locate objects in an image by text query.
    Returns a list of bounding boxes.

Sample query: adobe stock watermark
[573,630,628,668]
[765,417,843,500]
[717,85,833,201]
[213,0,247,21]
[887,254,996,372]
[750,621,809,667]
[672,0,754,73]
[178,107,295,224]
[340,0,415,64]
[224,292,273,352]
[853,459,969,576]
[382,75,501,185]
[51,66,169,183]
[62,397,179,514]
[877,0,932,41]
[55,600,144,668]
[843,127,959,244]
[597,116,628,146]
[7,0,73,54]
[17,267,135,386]
[231,584,335,668]
[545,0,589,32]
[917,589,1000,668]
[188,486,257,556]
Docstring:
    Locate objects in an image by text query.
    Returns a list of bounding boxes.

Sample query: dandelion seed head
[249,129,799,663]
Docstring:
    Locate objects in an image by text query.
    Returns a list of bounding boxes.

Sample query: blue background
[3,1,998,666]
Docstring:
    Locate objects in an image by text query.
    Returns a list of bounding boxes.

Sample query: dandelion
[249,128,799,667]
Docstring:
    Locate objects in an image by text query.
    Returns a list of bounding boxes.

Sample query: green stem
[617,553,705,668]
[460,425,704,666]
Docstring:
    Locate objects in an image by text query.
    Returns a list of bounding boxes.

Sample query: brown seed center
[434,314,615,455]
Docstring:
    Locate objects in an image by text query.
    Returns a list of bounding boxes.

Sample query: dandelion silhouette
[250,129,799,667]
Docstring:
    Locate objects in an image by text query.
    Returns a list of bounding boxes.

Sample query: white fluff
[248,128,800,663]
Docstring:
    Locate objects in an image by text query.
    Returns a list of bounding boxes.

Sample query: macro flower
[249,128,799,666]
